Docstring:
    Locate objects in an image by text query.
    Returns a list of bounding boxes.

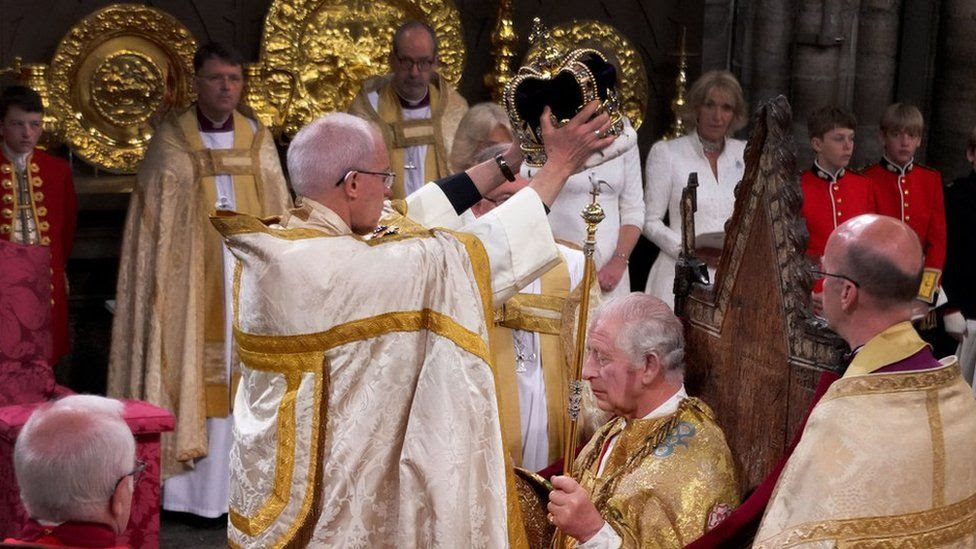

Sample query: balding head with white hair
[287,113,393,235]
[14,395,137,535]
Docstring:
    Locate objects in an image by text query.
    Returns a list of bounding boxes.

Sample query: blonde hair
[450,102,512,171]
[681,70,748,134]
[880,103,924,137]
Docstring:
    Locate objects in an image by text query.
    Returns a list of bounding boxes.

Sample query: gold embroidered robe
[107,107,291,476]
[348,73,468,198]
[754,324,976,548]
[570,398,739,548]
[219,185,563,548]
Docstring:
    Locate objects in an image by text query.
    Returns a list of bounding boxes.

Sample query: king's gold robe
[219,185,563,548]
[571,397,739,548]
[108,107,291,476]
[754,323,976,548]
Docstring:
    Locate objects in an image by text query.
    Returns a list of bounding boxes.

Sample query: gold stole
[490,260,572,467]
[178,108,263,417]
[375,82,450,198]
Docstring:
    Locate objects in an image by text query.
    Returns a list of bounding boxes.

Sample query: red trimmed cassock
[801,162,876,258]
[864,157,946,303]
[0,147,77,362]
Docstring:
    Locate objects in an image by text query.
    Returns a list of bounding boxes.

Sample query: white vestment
[221,184,559,547]
[516,244,585,471]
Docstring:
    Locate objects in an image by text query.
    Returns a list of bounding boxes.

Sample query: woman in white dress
[643,70,748,308]
[523,116,644,299]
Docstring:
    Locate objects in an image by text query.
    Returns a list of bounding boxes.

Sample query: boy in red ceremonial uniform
[800,107,876,297]
[864,103,945,305]
[0,86,77,363]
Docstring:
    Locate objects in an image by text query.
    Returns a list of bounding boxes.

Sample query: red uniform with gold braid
[0,148,77,362]
[864,157,946,303]
[801,163,877,260]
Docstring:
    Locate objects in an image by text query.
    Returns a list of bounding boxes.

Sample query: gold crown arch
[48,4,197,173]
[525,20,649,131]
[256,0,466,138]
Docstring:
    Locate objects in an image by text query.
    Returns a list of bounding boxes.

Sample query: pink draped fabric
[0,240,55,405]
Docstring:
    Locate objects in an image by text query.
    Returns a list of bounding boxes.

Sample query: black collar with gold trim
[880,155,914,176]
[812,160,844,183]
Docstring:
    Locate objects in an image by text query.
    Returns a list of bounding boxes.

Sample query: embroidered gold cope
[569,398,739,548]
[108,107,291,476]
[348,73,468,198]
[217,185,562,548]
[754,324,976,547]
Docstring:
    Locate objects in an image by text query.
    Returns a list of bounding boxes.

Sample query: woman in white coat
[643,71,748,308]
[523,117,644,299]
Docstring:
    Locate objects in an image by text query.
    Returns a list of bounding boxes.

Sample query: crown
[503,18,624,166]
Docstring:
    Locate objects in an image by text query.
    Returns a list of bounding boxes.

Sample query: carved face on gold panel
[194,57,244,121]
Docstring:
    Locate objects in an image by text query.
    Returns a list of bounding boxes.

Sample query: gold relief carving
[260,0,466,137]
[91,51,165,127]
[525,20,649,130]
[49,4,197,174]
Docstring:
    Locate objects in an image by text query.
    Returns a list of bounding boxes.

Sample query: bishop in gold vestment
[755,214,976,547]
[107,101,290,480]
[347,22,467,198]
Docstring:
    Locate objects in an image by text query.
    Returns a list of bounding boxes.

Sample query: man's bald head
[826,214,923,306]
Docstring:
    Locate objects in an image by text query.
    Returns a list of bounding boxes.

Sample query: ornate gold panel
[525,20,648,130]
[259,0,466,137]
[48,4,197,174]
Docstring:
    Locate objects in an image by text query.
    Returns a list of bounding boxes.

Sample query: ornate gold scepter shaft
[556,176,605,549]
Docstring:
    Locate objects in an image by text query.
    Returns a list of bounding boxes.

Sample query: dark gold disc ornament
[48,4,197,173]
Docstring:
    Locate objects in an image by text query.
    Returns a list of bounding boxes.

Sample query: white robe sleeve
[577,521,622,549]
[643,141,682,259]
[617,139,645,229]
[403,182,465,230]
[459,188,559,307]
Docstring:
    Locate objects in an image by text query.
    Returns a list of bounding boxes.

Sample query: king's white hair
[590,292,686,383]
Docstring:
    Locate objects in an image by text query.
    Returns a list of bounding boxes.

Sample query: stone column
[791,0,861,167]
[731,0,797,113]
[702,0,735,72]
[928,0,976,178]
[852,0,901,168]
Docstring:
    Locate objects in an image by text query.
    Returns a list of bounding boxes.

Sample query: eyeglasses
[113,459,147,493]
[196,73,244,86]
[335,169,396,189]
[394,55,435,71]
[809,267,860,288]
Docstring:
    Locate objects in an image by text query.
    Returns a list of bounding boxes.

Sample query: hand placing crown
[504,18,625,167]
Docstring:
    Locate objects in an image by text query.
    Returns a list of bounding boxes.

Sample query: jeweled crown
[503,18,624,166]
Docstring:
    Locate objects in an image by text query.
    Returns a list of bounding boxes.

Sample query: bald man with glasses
[348,20,469,198]
[754,214,976,547]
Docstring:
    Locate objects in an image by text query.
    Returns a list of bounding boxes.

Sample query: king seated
[548,293,739,548]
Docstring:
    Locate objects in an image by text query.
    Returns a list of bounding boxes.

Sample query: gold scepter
[556,174,605,549]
